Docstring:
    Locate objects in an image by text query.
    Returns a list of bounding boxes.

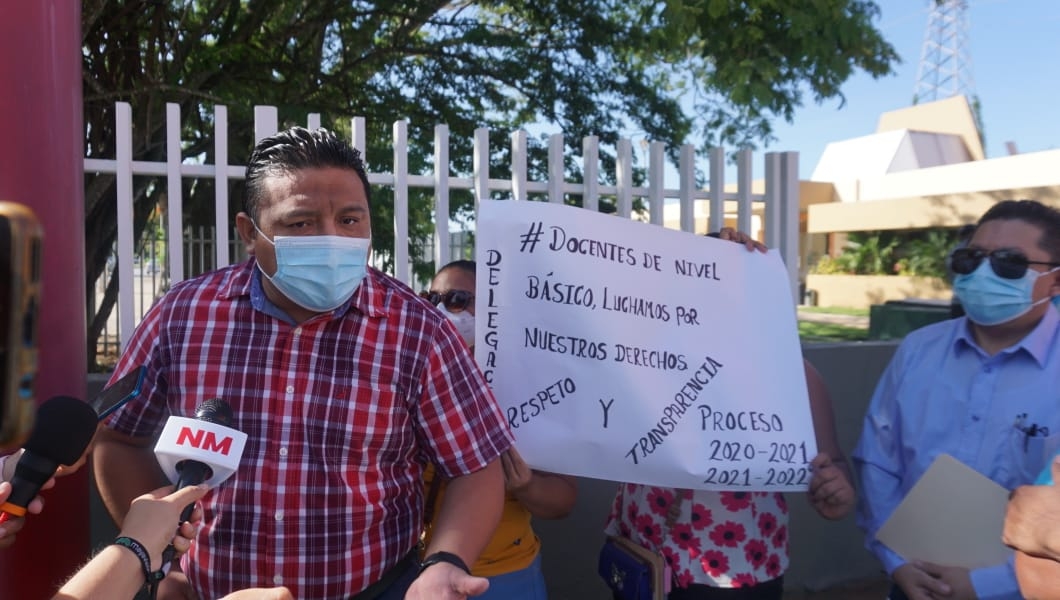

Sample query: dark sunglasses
[950,247,1060,280]
[420,289,475,311]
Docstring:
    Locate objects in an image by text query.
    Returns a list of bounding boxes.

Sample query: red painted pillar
[0,2,88,597]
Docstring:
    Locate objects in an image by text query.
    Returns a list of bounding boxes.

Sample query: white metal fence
[84,102,799,353]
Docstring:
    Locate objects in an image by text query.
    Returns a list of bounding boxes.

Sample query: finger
[167,483,209,507]
[0,481,9,503]
[455,572,490,597]
[500,452,514,483]
[26,495,44,515]
[1051,456,1060,484]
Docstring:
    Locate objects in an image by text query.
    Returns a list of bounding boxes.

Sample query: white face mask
[438,304,475,346]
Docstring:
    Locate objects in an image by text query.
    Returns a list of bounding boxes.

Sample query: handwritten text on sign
[475,200,815,491]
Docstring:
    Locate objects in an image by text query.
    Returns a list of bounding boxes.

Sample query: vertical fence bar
[392,120,410,283]
[473,127,489,215]
[708,147,725,233]
[433,124,450,268]
[582,136,599,212]
[165,103,184,284]
[511,130,528,202]
[254,105,278,143]
[213,105,229,269]
[115,102,135,349]
[352,116,366,155]
[548,134,564,204]
[307,113,321,130]
[678,144,695,233]
[648,141,665,226]
[615,138,633,218]
[764,153,782,250]
[736,148,753,234]
[779,152,800,303]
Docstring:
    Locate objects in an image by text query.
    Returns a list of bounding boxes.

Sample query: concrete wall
[805,274,950,309]
[87,340,901,597]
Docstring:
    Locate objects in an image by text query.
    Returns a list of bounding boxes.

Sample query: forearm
[53,546,147,600]
[513,472,577,519]
[93,430,168,526]
[425,459,504,565]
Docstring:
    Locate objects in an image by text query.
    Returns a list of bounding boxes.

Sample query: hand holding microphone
[0,395,97,526]
[153,399,246,572]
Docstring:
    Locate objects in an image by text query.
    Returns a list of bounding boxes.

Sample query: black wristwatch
[419,551,471,576]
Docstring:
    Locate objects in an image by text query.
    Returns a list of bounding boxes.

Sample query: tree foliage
[81,0,898,368]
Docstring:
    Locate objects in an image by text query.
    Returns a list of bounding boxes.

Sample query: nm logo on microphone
[176,427,234,455]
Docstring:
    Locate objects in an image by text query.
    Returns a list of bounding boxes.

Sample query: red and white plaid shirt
[106,260,513,600]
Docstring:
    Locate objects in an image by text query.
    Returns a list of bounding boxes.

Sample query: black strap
[348,549,418,600]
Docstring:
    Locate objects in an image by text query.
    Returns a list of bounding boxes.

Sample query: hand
[157,569,198,600]
[1014,549,1060,600]
[807,453,854,521]
[219,587,294,600]
[1004,459,1060,560]
[717,227,768,253]
[500,448,533,496]
[405,561,489,599]
[118,484,209,571]
[892,562,952,600]
[925,562,975,600]
[0,473,55,549]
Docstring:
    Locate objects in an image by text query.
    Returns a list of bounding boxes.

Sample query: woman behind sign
[420,260,578,600]
[603,229,855,599]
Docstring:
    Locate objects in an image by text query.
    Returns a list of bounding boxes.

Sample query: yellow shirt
[422,464,540,577]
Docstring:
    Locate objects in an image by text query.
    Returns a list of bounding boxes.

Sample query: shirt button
[971,415,981,422]
[285,385,294,394]
[275,512,283,521]
[279,447,288,457]
[294,327,301,335]
[273,575,283,585]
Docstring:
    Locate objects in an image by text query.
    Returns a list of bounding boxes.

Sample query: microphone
[0,395,98,523]
[153,399,247,521]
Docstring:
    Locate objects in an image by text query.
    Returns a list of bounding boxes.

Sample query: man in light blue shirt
[854,199,1060,600]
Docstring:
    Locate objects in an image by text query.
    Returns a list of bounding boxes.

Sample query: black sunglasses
[420,289,475,311]
[950,247,1060,280]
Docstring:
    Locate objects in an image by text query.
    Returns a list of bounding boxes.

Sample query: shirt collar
[954,305,1060,367]
[220,259,390,322]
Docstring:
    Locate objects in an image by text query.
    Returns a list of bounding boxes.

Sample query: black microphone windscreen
[194,398,233,426]
[23,395,98,465]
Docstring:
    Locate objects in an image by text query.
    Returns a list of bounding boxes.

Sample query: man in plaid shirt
[93,127,513,600]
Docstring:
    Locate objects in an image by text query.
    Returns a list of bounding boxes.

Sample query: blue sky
[766,0,1060,179]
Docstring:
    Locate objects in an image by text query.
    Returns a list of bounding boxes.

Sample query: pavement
[796,308,870,329]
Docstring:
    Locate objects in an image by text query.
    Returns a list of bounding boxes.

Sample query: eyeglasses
[420,289,475,312]
[950,247,1060,280]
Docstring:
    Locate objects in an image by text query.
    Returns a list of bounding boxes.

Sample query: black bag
[597,535,666,600]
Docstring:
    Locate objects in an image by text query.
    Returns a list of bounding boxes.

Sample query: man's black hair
[978,199,1060,262]
[242,127,370,221]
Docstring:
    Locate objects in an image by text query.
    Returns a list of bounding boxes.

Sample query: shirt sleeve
[969,556,1022,599]
[104,300,170,438]
[415,317,513,477]
[851,340,910,574]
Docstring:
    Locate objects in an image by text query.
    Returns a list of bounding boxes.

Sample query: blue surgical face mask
[953,261,1058,326]
[253,222,370,312]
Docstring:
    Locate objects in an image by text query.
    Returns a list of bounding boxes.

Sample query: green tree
[81,0,898,368]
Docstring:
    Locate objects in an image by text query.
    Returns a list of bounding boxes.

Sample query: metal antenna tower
[912,0,975,105]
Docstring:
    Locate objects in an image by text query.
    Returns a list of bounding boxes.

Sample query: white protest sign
[475,199,816,491]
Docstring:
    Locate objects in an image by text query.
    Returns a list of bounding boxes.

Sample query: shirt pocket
[1005,425,1060,485]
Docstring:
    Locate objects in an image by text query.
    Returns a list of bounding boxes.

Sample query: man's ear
[234,212,257,256]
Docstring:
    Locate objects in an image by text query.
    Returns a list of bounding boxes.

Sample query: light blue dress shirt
[853,308,1060,600]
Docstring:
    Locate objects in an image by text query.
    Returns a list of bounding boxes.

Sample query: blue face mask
[953,261,1057,326]
[253,223,370,312]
